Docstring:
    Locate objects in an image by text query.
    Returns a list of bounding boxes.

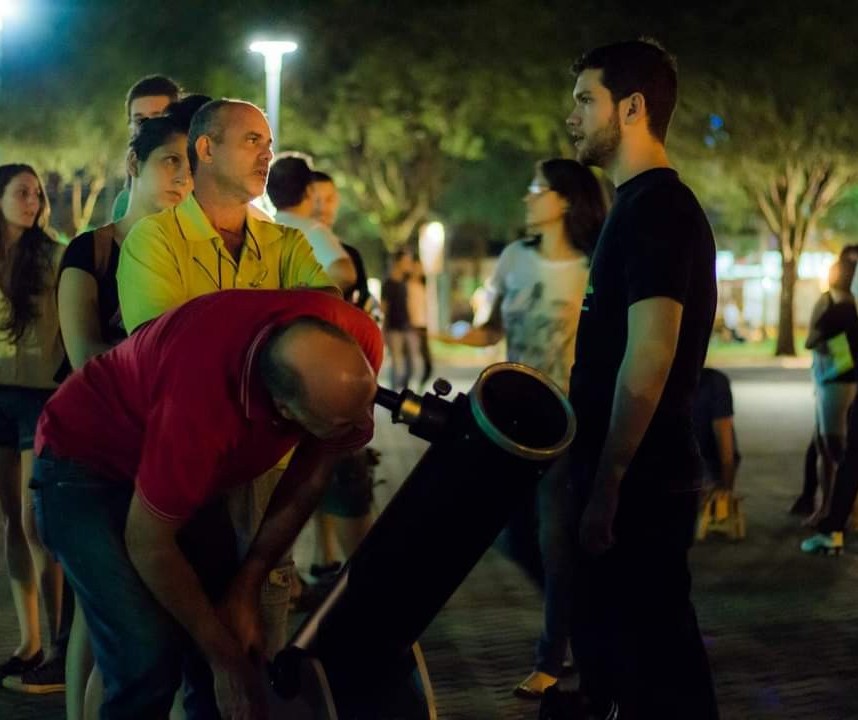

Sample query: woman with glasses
[0,164,66,688]
[52,114,190,718]
[441,158,608,699]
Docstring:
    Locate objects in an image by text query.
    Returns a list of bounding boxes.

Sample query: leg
[66,597,95,720]
[534,456,574,677]
[817,387,858,534]
[385,331,408,391]
[418,328,433,388]
[615,490,718,720]
[20,448,64,656]
[0,446,40,660]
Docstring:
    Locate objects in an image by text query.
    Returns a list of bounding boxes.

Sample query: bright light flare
[249,40,298,57]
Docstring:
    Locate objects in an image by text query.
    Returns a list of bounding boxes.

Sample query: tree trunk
[776,257,797,356]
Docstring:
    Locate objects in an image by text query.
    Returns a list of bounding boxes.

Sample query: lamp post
[248,39,298,152]
[419,221,446,334]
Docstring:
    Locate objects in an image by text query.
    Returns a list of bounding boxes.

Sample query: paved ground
[3,365,858,719]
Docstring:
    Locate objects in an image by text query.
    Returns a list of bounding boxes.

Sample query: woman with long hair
[0,163,66,686]
[46,115,191,717]
[442,158,608,699]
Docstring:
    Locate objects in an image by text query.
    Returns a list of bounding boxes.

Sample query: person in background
[0,165,66,690]
[801,258,858,554]
[381,250,416,391]
[441,158,607,699]
[111,74,182,221]
[12,115,192,712]
[692,368,740,491]
[406,259,433,392]
[266,154,356,291]
[790,245,858,518]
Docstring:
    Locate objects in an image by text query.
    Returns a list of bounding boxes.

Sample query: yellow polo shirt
[117,193,336,332]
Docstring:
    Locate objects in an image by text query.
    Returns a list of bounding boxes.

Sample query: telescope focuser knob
[432,378,452,397]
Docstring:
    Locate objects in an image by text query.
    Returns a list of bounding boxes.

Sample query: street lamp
[249,39,298,153]
[419,221,446,333]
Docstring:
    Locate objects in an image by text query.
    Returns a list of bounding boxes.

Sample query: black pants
[819,403,858,533]
[569,484,719,720]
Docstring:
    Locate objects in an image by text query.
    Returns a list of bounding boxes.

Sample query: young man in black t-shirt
[562,40,719,719]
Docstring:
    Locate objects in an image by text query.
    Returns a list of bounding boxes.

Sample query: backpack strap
[91,224,117,281]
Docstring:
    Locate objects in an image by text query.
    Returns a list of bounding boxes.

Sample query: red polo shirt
[35,289,383,523]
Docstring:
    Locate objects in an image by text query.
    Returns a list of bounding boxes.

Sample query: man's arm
[581,296,682,553]
[232,441,338,595]
[125,495,266,717]
[124,493,241,662]
[326,256,358,292]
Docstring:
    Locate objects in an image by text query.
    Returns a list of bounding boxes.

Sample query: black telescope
[270,362,575,719]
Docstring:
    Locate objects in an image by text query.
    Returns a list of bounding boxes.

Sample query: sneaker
[514,670,558,699]
[0,649,43,679]
[800,531,844,555]
[1,655,65,694]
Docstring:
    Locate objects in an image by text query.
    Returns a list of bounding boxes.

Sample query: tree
[667,2,858,355]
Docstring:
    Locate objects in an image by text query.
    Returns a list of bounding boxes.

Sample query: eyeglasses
[527,182,551,196]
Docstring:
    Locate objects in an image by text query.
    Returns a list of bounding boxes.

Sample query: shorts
[816,381,857,440]
[319,448,376,518]
[0,385,53,451]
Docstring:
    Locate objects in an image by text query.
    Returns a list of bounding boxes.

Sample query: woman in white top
[443,158,608,698]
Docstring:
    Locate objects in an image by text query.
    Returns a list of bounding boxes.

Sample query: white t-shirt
[274,210,349,271]
[486,240,589,393]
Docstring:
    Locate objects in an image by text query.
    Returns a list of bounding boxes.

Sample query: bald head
[259,318,377,440]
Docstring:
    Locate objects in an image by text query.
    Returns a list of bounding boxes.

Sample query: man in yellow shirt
[118,98,335,333]
[117,98,338,661]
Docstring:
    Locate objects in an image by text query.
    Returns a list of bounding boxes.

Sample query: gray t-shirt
[486,240,589,393]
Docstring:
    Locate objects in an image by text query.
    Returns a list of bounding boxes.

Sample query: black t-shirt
[381,278,409,331]
[814,293,858,383]
[568,168,717,493]
[55,230,125,381]
[692,368,741,478]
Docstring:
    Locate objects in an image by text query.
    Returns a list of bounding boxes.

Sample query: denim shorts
[0,385,53,450]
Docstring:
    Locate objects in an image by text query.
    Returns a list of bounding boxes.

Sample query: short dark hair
[259,317,356,405]
[187,99,233,174]
[832,258,857,293]
[130,116,186,164]
[311,170,334,184]
[125,75,181,120]
[267,154,313,210]
[164,94,213,134]
[572,39,678,143]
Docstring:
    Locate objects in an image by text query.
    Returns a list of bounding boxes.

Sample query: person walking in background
[441,158,607,699]
[801,258,858,554]
[406,259,434,392]
[381,250,416,391]
[0,165,66,690]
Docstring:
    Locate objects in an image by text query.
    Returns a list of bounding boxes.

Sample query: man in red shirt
[31,289,382,720]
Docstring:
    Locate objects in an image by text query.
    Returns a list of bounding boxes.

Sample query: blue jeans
[495,454,574,676]
[31,450,233,719]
